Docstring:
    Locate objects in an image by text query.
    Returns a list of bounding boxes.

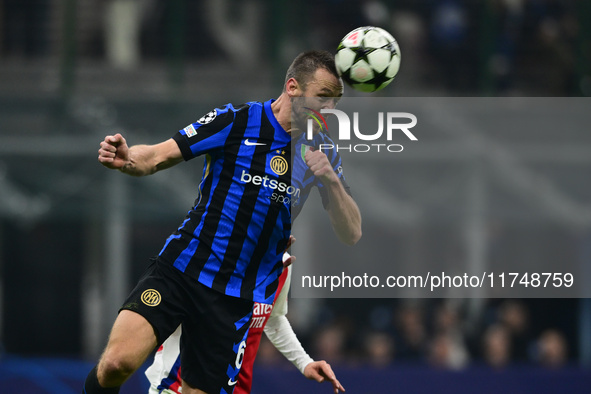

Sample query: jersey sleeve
[270,264,291,318]
[264,262,314,374]
[172,104,235,161]
[264,315,314,374]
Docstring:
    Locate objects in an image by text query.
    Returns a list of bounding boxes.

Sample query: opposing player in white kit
[146,259,345,394]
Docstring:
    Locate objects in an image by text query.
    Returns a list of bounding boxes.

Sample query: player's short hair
[284,50,339,90]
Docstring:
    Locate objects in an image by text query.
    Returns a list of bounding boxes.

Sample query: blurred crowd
[312,0,587,96]
[256,298,576,371]
[0,0,588,96]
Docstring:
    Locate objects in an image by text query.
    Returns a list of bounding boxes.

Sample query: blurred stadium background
[0,0,590,393]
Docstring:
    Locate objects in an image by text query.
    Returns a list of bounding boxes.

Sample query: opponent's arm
[98,133,183,176]
[305,150,361,245]
[264,316,345,393]
[264,266,345,393]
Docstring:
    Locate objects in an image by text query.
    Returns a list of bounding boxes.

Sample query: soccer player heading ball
[86,50,361,394]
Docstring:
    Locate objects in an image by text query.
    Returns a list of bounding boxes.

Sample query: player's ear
[285,77,302,97]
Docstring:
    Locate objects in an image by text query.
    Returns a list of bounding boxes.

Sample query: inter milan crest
[140,289,161,306]
[270,155,288,175]
[197,110,217,125]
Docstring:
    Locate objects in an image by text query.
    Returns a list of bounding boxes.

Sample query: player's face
[302,68,343,111]
[292,68,343,134]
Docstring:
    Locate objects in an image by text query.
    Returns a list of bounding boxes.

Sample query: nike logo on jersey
[228,378,238,386]
[244,139,266,146]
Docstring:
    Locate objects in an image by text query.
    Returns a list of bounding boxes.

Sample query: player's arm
[305,150,361,245]
[264,266,345,393]
[98,133,183,176]
[264,315,344,393]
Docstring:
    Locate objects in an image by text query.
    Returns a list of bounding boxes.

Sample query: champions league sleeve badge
[197,110,217,125]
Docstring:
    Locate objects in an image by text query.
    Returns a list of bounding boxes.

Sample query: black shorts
[121,258,254,393]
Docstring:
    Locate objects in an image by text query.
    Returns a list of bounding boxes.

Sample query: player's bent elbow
[342,227,362,246]
[355,228,362,243]
[351,228,362,245]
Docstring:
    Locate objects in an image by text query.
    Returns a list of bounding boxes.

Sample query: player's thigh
[101,310,158,369]
[100,259,186,371]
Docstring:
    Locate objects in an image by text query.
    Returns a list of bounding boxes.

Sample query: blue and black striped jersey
[158,99,349,304]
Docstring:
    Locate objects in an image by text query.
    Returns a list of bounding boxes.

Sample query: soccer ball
[335,26,401,93]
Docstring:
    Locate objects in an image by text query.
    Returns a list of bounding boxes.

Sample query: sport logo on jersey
[270,155,288,175]
[239,170,300,207]
[183,123,197,137]
[141,289,161,306]
[250,302,273,328]
[197,110,217,125]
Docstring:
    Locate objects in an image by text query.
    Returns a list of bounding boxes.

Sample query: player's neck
[271,93,292,134]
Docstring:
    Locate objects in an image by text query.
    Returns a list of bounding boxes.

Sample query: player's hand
[98,133,130,170]
[303,360,345,393]
[304,150,339,185]
[283,235,296,268]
